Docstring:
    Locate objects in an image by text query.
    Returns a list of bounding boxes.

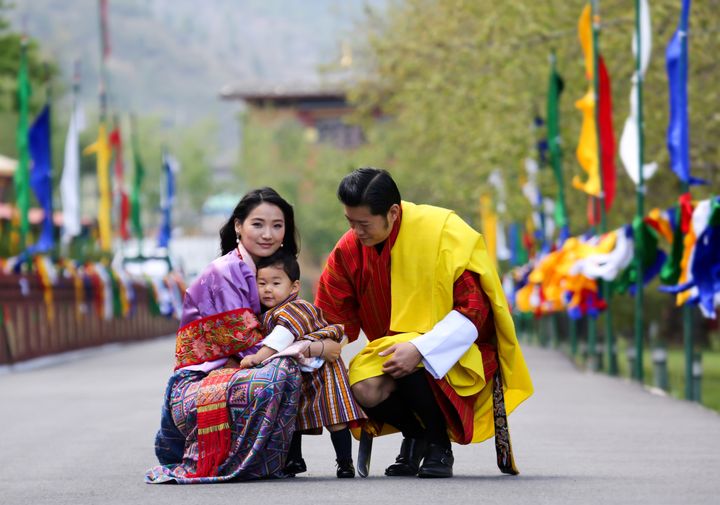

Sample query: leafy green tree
[0,0,58,155]
[349,0,719,233]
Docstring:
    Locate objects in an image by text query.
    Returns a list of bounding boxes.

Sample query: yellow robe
[349,201,533,443]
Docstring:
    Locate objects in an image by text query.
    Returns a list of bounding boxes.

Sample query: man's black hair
[256,250,300,282]
[337,167,401,216]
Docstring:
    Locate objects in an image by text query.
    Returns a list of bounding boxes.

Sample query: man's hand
[379,342,422,378]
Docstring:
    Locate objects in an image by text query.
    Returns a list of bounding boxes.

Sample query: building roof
[219,82,347,104]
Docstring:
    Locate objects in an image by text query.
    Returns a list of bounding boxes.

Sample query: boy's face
[256,264,300,308]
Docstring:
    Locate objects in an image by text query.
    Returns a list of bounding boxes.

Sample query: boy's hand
[239,355,259,369]
[321,340,342,362]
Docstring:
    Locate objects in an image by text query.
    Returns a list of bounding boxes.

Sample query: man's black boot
[417,444,454,478]
[385,437,426,476]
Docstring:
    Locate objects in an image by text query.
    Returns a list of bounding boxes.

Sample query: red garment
[315,210,498,443]
[315,211,494,344]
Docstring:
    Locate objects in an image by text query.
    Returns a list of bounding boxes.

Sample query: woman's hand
[320,339,342,362]
[224,356,241,369]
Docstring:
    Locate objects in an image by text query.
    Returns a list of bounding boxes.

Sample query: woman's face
[235,202,286,261]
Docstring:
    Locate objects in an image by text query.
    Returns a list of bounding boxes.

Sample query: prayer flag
[14,40,31,249]
[157,151,179,249]
[479,194,498,267]
[60,100,86,243]
[546,54,569,233]
[619,0,658,186]
[572,5,616,213]
[109,127,130,240]
[130,125,145,242]
[28,104,54,252]
[666,0,705,185]
[597,56,616,212]
[83,123,113,251]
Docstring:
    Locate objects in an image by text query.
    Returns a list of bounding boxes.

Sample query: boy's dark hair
[256,250,300,282]
[337,167,401,216]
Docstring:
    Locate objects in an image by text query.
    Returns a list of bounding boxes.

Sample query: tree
[0,0,58,155]
[348,0,719,232]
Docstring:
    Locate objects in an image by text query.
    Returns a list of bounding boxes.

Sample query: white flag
[60,102,86,243]
[620,0,658,186]
[488,169,511,260]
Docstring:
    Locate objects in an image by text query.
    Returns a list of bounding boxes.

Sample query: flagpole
[96,0,112,254]
[73,59,82,255]
[547,51,571,352]
[631,0,647,383]
[98,0,108,122]
[587,0,603,372]
[677,0,694,401]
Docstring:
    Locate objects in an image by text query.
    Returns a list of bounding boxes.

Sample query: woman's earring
[280,242,284,248]
[236,234,241,244]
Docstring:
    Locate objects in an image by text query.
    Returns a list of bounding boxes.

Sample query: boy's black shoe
[384,438,426,476]
[284,458,307,476]
[417,444,453,478]
[336,458,356,478]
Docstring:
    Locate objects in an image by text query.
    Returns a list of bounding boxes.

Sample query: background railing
[0,273,179,365]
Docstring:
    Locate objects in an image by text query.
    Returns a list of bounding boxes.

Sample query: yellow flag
[83,123,113,252]
[573,4,601,197]
[479,194,498,267]
[573,89,601,196]
[578,4,594,80]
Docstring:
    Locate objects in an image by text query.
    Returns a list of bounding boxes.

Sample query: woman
[146,188,341,484]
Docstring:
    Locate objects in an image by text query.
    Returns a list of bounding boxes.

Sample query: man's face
[344,204,399,247]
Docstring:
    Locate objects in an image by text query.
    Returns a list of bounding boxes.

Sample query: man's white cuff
[410,310,478,379]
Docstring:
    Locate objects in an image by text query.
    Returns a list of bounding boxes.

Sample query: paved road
[1,337,719,505]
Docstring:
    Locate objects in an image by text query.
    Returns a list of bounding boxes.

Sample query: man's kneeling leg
[353,377,426,477]
[396,370,454,478]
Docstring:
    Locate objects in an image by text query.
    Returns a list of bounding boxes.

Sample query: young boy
[239,250,365,478]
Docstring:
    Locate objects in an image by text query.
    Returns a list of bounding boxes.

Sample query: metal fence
[0,273,179,365]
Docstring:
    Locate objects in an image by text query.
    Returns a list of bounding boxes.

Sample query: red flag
[598,56,616,212]
[587,196,601,227]
[109,127,130,240]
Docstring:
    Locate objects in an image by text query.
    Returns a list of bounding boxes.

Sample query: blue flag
[157,151,178,249]
[28,104,54,253]
[666,0,705,186]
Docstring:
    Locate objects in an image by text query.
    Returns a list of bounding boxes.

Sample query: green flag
[14,40,31,250]
[130,123,145,243]
[660,206,684,286]
[546,53,568,233]
[613,217,661,294]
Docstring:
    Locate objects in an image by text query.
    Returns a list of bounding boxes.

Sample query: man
[315,167,533,478]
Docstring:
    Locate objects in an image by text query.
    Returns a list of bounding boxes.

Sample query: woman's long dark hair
[219,187,299,257]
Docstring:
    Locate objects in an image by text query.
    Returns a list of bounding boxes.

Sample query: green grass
[520,329,720,413]
[595,338,720,413]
